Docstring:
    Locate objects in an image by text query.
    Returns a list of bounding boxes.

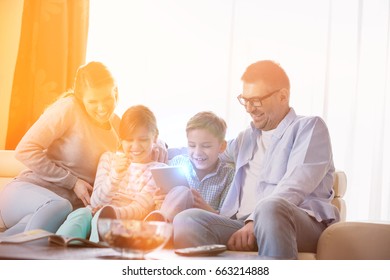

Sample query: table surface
[0,240,263,260]
[0,240,122,260]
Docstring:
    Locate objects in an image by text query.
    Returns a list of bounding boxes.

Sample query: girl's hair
[119,105,159,140]
[186,111,227,142]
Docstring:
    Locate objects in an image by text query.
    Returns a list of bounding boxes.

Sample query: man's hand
[73,178,93,206]
[227,221,257,251]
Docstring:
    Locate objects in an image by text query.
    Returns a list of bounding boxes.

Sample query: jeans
[0,181,72,236]
[159,185,194,222]
[173,197,326,259]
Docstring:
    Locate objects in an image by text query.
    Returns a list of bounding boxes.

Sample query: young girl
[0,62,120,236]
[56,105,167,240]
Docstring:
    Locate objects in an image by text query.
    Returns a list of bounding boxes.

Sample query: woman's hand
[73,178,93,206]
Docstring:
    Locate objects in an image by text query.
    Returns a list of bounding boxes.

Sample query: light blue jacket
[219,108,339,224]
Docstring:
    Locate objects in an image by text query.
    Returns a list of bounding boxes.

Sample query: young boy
[56,105,167,240]
[148,111,234,222]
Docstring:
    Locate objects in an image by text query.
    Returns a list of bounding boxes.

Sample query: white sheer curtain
[87,0,390,222]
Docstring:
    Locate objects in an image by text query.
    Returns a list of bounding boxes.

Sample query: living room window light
[86,0,390,222]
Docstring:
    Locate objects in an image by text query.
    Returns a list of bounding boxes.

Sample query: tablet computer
[150,166,189,194]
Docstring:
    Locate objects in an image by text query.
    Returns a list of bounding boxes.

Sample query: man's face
[241,81,288,131]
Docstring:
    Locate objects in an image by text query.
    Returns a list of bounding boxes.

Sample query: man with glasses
[172,60,339,259]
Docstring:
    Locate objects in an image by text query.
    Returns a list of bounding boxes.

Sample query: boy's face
[187,128,226,173]
[121,126,157,163]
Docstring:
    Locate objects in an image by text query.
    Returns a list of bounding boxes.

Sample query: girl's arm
[113,166,161,220]
[91,152,125,208]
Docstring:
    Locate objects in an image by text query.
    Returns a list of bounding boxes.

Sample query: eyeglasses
[237,89,281,108]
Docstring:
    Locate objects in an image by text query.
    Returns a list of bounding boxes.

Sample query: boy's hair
[186,111,227,142]
[119,105,159,140]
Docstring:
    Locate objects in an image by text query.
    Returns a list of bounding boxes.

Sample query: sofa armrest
[0,150,26,191]
[0,150,26,177]
[316,221,390,260]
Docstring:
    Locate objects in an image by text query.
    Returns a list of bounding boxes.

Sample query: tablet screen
[150,166,189,194]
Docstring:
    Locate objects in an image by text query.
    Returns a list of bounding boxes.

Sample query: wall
[0,0,24,149]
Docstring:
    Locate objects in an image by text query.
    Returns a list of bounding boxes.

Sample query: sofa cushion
[0,150,26,191]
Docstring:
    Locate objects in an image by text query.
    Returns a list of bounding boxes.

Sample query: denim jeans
[0,181,72,236]
[172,197,326,259]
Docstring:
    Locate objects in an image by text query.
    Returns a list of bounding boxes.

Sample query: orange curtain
[6,0,89,149]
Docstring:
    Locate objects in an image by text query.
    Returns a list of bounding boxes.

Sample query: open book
[0,229,108,248]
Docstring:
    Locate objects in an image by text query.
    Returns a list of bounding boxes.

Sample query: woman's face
[82,85,117,127]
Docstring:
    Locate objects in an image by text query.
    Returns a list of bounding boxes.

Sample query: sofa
[1,149,389,259]
[0,149,26,190]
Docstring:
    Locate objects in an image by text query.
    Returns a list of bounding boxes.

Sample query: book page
[0,229,53,243]
[0,229,107,248]
[48,235,108,248]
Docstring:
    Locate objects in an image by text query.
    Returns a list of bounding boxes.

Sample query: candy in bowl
[97,218,172,259]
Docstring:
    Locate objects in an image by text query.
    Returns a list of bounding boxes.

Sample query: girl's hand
[153,192,166,210]
[92,205,102,215]
[152,140,168,163]
[113,152,130,174]
[111,193,132,204]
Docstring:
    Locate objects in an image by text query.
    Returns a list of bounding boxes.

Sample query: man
[172,60,339,259]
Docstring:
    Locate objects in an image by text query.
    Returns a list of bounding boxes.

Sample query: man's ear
[113,86,119,102]
[279,88,289,103]
[219,140,227,153]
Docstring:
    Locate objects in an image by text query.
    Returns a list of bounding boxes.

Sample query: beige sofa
[0,149,26,190]
[1,150,389,259]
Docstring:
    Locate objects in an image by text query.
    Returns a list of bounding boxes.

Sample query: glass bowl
[97,218,172,259]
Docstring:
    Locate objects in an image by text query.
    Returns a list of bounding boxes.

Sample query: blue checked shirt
[168,155,234,211]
